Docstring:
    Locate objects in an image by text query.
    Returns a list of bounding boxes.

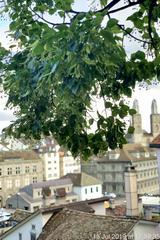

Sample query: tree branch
[29,7,70,26]
[69,0,146,15]
[107,0,146,14]
[118,24,151,44]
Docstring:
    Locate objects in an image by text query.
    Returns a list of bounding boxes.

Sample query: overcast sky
[0,0,160,133]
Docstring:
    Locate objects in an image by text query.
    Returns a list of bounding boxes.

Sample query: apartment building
[0,151,43,206]
[82,144,159,196]
[34,138,81,180]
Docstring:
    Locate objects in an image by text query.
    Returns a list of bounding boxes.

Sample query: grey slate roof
[38,209,137,240]
[30,178,72,189]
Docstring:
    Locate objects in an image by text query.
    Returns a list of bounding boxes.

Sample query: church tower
[132,99,142,134]
[130,99,142,143]
[150,99,160,137]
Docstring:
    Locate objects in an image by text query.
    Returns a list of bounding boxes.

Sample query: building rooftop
[10,209,31,222]
[61,172,102,186]
[95,144,157,163]
[42,202,95,214]
[0,150,40,161]
[150,134,160,148]
[38,208,137,240]
[30,178,72,189]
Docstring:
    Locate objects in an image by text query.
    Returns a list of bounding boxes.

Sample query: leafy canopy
[0,0,160,159]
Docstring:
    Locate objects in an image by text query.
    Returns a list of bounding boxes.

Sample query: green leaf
[32,40,44,55]
[105,101,112,108]
[107,18,118,28]
[129,109,137,116]
[128,126,135,134]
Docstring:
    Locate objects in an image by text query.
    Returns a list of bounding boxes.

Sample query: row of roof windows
[130,151,156,158]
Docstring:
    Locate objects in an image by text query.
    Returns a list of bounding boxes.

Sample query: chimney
[124,165,139,217]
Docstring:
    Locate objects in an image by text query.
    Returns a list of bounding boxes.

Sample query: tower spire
[151,99,158,114]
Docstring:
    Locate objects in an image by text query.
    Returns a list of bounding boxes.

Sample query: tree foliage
[0,0,160,159]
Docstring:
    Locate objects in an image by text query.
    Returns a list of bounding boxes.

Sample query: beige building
[0,151,43,206]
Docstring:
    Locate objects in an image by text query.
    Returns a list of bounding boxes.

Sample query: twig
[29,7,70,26]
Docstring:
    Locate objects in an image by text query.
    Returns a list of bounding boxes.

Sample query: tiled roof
[18,192,44,204]
[150,134,160,148]
[10,209,31,222]
[97,144,157,162]
[31,178,72,189]
[61,172,102,186]
[0,150,40,161]
[38,209,137,240]
[42,202,95,214]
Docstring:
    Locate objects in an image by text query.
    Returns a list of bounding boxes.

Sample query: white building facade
[0,211,43,240]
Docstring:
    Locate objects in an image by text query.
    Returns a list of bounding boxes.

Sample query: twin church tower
[129,99,160,144]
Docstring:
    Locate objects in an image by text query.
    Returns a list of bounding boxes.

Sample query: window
[25,166,30,173]
[91,187,93,193]
[7,180,12,189]
[85,188,87,194]
[48,168,52,170]
[32,224,36,230]
[96,187,99,192]
[15,179,20,188]
[48,161,51,164]
[24,206,29,210]
[33,206,39,211]
[19,233,22,240]
[30,232,36,240]
[111,165,115,170]
[16,167,21,174]
[7,168,12,175]
[33,165,37,173]
[33,177,37,183]
[0,168,2,176]
[25,177,30,186]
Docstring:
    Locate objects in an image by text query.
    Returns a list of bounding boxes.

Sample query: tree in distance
[0,0,159,159]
